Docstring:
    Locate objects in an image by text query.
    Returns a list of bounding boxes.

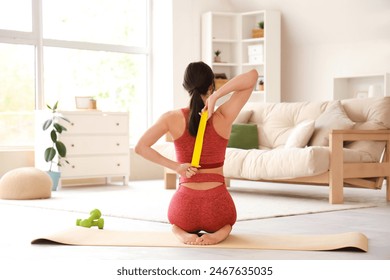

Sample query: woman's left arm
[205,69,258,122]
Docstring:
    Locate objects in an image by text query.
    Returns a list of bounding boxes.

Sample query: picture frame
[75,96,96,109]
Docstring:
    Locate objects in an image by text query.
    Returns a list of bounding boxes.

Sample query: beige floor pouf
[0,167,52,200]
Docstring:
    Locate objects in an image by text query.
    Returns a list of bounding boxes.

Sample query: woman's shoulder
[158,108,188,127]
[162,108,187,139]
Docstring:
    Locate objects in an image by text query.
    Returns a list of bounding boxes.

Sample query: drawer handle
[71,144,75,147]
[72,165,76,169]
[116,123,120,126]
[71,122,75,126]
[116,143,120,146]
[117,163,121,167]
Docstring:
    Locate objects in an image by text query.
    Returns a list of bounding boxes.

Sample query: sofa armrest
[330,129,390,142]
[329,129,390,204]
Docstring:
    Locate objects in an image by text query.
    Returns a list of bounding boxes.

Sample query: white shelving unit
[333,73,390,100]
[202,10,281,103]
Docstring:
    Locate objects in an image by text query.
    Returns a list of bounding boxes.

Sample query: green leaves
[53,123,67,133]
[47,101,58,111]
[43,119,52,131]
[44,147,56,162]
[44,143,67,166]
[50,129,57,142]
[42,101,69,171]
[43,117,68,132]
[44,135,67,163]
[56,141,67,157]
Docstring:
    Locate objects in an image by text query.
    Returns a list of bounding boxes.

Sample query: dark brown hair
[182,62,215,136]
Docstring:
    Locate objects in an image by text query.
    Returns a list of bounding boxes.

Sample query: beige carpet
[31,226,368,252]
[0,181,376,223]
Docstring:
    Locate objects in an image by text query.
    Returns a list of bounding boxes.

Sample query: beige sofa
[158,97,390,204]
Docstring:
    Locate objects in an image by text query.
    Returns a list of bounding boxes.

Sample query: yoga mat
[31,227,368,252]
[191,110,208,167]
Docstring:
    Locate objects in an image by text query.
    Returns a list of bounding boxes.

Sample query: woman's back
[173,108,228,169]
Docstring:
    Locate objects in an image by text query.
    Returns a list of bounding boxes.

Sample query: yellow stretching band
[191,110,208,167]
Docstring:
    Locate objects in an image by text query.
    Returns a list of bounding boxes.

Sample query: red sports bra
[173,108,228,168]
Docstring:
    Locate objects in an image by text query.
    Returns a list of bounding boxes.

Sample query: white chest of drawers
[35,111,130,185]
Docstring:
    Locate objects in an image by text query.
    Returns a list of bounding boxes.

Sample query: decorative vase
[47,171,61,191]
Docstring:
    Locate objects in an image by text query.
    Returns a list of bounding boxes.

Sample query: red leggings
[168,184,237,233]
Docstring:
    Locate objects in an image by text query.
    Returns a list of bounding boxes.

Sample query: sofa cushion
[224,146,329,180]
[228,124,259,149]
[234,110,253,124]
[309,101,355,146]
[341,96,390,128]
[344,121,387,162]
[342,97,390,161]
[244,101,330,149]
[285,120,315,148]
[223,146,375,180]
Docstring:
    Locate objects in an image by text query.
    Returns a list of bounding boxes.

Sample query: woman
[135,62,258,245]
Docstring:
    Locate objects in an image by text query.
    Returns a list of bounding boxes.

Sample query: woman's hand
[175,163,198,178]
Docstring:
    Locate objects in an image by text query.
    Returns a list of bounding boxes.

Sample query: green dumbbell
[76,218,104,229]
[76,209,104,229]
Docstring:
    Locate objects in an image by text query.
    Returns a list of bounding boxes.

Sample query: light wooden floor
[0,180,389,264]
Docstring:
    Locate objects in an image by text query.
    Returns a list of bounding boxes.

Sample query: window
[43,0,147,47]
[0,0,150,147]
[0,0,32,32]
[0,43,35,146]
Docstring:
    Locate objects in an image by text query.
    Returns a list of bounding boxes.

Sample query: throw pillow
[228,123,259,149]
[285,120,315,148]
[309,101,355,146]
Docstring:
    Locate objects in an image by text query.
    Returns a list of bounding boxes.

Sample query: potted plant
[252,21,264,38]
[42,101,70,191]
[214,49,221,62]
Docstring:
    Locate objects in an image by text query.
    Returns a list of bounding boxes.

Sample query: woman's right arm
[206,69,258,123]
[134,112,197,177]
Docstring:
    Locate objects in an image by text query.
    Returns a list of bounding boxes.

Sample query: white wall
[227,0,390,101]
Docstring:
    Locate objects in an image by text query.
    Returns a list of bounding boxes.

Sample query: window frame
[0,0,152,148]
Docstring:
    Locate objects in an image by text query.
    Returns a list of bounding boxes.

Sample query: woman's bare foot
[171,225,200,245]
[197,224,232,245]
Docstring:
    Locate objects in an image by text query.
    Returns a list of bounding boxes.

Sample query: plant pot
[47,171,61,191]
[252,28,264,38]
[214,56,221,63]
